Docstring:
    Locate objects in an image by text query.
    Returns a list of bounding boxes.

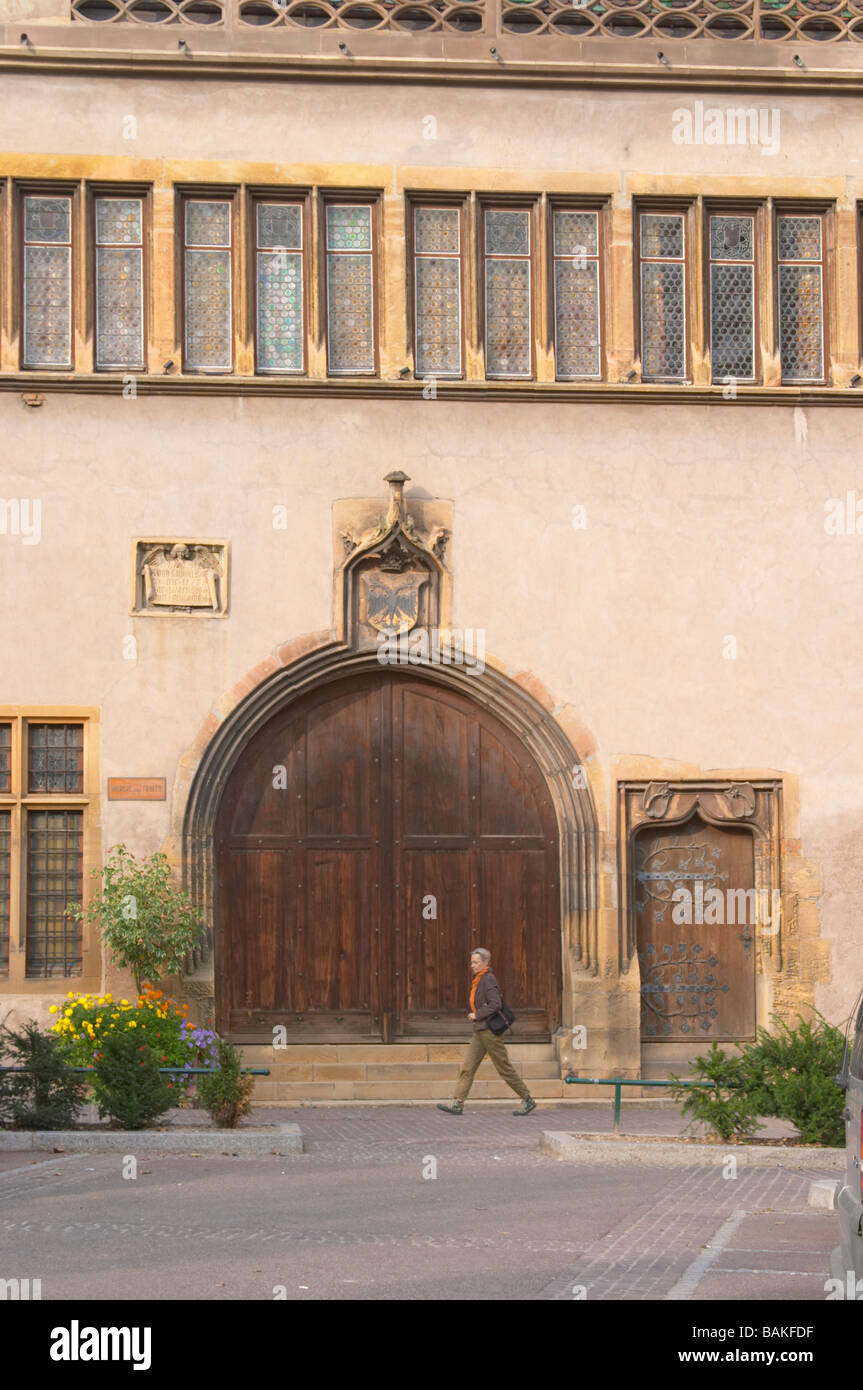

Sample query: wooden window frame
[322,193,381,379]
[88,183,150,375]
[17,182,79,372]
[774,201,830,387]
[704,200,762,387]
[177,187,238,375]
[635,200,693,385]
[249,189,310,377]
[0,708,101,992]
[407,196,466,381]
[548,198,607,383]
[479,198,537,381]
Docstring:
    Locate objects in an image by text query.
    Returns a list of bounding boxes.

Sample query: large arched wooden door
[215,672,560,1042]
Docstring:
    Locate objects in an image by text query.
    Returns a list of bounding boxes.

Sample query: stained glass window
[709,215,755,383]
[26,810,82,978]
[256,202,303,373]
[28,724,83,794]
[484,208,532,378]
[553,210,601,380]
[23,195,72,369]
[326,205,374,374]
[184,198,232,371]
[0,811,9,978]
[0,724,10,794]
[95,196,144,371]
[777,214,824,383]
[640,213,687,381]
[414,206,461,378]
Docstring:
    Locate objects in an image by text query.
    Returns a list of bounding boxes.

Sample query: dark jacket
[471,970,503,1032]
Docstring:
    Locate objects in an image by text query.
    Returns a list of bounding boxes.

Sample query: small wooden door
[215,672,560,1041]
[634,813,756,1040]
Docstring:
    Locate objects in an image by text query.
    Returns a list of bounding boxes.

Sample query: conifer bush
[0,1019,87,1131]
[196,1037,255,1129]
[91,1030,176,1130]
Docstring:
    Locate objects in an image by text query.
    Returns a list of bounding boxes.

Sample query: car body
[830,987,863,1297]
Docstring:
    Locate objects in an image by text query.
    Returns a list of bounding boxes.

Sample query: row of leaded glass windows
[640,211,825,384]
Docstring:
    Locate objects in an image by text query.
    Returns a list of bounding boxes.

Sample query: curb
[540,1130,845,1170]
[0,1123,303,1154]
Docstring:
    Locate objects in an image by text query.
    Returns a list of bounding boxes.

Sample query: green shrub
[741,1013,845,1147]
[0,1019,87,1131]
[197,1037,255,1129]
[91,1030,176,1130]
[668,1041,762,1143]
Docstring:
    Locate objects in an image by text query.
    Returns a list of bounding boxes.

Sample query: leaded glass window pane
[95,197,144,371]
[26,810,82,978]
[484,208,532,378]
[256,203,304,373]
[414,207,461,378]
[553,210,600,380]
[777,214,824,383]
[184,200,232,371]
[0,725,10,794]
[640,213,686,381]
[709,216,755,383]
[28,724,83,794]
[23,195,72,369]
[0,810,9,977]
[326,205,374,374]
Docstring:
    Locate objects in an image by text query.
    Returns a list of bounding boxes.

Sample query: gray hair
[472,947,491,963]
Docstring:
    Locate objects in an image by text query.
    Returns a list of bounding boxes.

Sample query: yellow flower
[67,991,74,999]
[121,999,129,1006]
[128,1020,137,1028]
[64,1008,73,1018]
[49,1006,57,1014]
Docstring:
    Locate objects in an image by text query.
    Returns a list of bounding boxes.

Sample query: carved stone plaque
[131,539,229,617]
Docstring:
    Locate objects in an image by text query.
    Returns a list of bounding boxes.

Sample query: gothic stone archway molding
[180,640,600,995]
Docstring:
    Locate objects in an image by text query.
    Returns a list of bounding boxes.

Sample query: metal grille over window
[484,209,531,377]
[28,724,84,794]
[256,202,303,373]
[553,210,600,380]
[184,199,232,371]
[0,810,9,978]
[95,196,144,371]
[0,724,10,794]
[709,215,755,383]
[640,213,686,381]
[326,205,374,374]
[23,195,72,369]
[777,214,824,383]
[26,810,82,978]
[414,207,462,378]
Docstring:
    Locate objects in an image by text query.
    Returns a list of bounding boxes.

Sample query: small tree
[0,1019,87,1131]
[66,844,204,993]
[91,1031,176,1130]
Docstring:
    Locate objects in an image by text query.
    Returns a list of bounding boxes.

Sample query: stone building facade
[1,0,861,1099]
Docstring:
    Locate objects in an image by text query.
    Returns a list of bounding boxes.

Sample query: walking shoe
[512,1096,537,1115]
[437,1100,464,1114]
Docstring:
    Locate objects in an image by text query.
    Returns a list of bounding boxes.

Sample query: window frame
[0,709,100,992]
[548,198,606,383]
[322,193,381,379]
[480,199,536,381]
[705,201,761,387]
[249,189,310,377]
[177,187,238,376]
[408,196,466,381]
[88,183,150,375]
[774,201,829,387]
[17,182,78,372]
[635,201,693,385]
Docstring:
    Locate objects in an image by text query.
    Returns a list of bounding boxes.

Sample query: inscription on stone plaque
[131,539,229,617]
[108,777,166,801]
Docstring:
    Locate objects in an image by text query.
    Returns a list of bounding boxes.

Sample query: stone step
[251,1075,568,1104]
[240,1041,555,1065]
[264,1059,560,1083]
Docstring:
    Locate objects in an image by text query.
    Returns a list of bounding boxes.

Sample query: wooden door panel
[400,849,471,1032]
[478,726,546,838]
[480,848,555,1035]
[400,687,471,839]
[301,851,372,1018]
[220,846,297,1028]
[227,718,305,838]
[305,692,376,839]
[634,816,756,1041]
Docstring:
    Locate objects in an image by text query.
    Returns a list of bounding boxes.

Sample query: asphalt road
[0,1105,841,1302]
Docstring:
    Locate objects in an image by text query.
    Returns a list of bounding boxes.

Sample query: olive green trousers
[453,1028,530,1103]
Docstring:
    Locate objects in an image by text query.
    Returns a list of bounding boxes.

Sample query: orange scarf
[469,967,489,1012]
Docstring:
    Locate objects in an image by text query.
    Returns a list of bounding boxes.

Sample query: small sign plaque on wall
[108,778,166,802]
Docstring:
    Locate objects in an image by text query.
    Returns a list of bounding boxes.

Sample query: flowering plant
[49,987,218,1096]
